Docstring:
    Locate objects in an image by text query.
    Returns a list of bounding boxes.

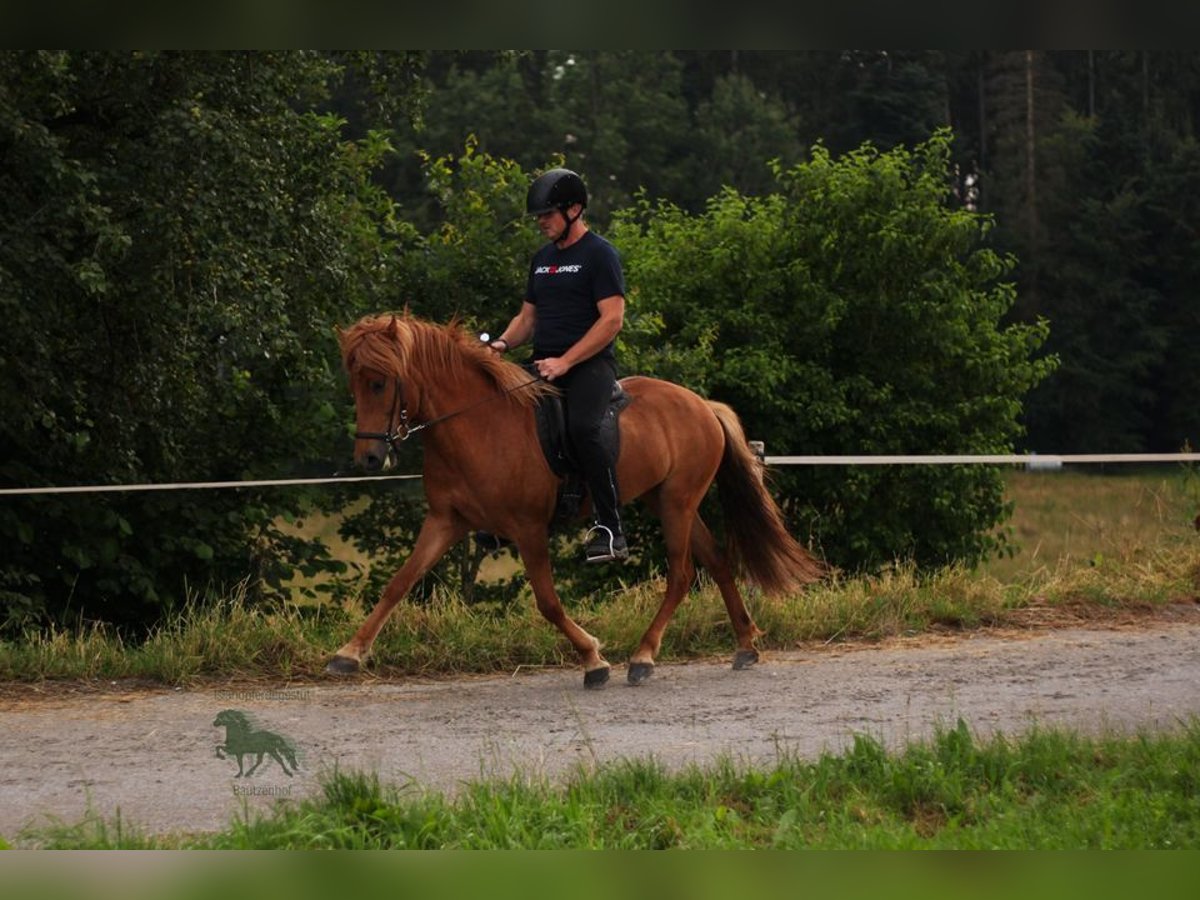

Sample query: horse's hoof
[325,655,360,675]
[584,666,611,689]
[627,662,655,686]
[732,649,760,670]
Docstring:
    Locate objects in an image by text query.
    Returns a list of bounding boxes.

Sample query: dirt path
[3,609,1199,843]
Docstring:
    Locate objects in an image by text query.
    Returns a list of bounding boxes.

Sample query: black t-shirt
[525,231,625,360]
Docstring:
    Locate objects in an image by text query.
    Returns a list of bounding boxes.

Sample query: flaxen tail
[709,401,825,595]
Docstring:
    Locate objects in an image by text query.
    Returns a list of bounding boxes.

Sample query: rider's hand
[535,357,571,381]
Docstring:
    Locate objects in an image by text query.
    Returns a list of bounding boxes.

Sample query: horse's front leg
[327,511,467,674]
[516,533,611,689]
[234,754,247,778]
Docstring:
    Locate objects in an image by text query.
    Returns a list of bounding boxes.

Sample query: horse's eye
[369,380,385,395]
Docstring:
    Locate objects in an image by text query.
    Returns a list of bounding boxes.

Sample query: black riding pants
[556,355,622,533]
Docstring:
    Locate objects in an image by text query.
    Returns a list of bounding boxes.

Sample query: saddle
[533,375,632,525]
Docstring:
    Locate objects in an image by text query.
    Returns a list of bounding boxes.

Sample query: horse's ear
[388,315,399,337]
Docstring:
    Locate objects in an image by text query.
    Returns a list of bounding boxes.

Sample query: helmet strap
[554,205,581,245]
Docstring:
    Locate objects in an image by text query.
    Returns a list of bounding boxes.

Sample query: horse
[213,709,299,778]
[328,312,824,687]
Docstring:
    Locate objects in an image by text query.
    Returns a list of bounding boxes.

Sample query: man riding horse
[487,168,630,563]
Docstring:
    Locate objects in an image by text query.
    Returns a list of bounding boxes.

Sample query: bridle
[353,373,544,455]
[352,377,420,453]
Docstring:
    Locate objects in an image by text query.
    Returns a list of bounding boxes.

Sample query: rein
[354,373,544,452]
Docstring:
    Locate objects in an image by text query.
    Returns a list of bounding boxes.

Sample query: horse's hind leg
[244,753,265,777]
[628,494,700,686]
[689,514,764,669]
[268,749,293,777]
[328,511,468,674]
[516,532,611,688]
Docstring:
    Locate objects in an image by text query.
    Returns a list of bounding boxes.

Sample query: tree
[0,51,424,629]
[844,51,952,152]
[688,73,801,201]
[1143,135,1200,451]
[1022,112,1167,452]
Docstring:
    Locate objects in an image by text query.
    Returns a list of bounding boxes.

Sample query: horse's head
[338,315,414,473]
[337,311,550,472]
[213,709,248,729]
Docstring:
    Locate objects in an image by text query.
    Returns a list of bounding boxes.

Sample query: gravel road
[2,607,1198,843]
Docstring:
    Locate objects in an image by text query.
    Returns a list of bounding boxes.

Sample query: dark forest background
[384,51,1200,456]
[3,51,1197,628]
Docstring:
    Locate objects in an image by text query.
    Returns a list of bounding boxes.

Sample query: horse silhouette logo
[212,709,299,778]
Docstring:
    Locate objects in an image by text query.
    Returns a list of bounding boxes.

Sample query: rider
[488,168,629,563]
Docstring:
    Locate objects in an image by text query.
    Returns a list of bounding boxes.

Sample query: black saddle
[533,375,632,524]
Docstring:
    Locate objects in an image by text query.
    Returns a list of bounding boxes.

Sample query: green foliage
[6,512,1197,683]
[374,51,1200,455]
[17,51,1178,628]
[613,131,1055,571]
[0,51,423,629]
[1141,136,1200,451]
[980,51,1200,453]
[1023,111,1169,452]
[390,52,694,225]
[688,73,801,202]
[396,136,541,323]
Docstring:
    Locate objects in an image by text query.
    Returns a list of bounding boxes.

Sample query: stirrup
[584,524,628,563]
[474,531,513,553]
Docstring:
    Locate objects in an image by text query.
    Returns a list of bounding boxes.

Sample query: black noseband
[354,378,423,452]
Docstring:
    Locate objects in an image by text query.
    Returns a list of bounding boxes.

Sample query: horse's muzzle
[356,440,392,473]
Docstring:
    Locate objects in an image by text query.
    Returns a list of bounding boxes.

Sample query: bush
[612,131,1055,571]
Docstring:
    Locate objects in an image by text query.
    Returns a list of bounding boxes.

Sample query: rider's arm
[560,295,624,369]
[493,301,536,352]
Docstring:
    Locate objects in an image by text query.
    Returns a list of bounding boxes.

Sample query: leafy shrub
[612,131,1055,571]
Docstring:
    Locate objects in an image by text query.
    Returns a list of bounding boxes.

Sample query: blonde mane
[338,312,556,409]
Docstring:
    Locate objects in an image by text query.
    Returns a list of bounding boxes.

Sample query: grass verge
[19,719,1200,848]
[1,534,1197,684]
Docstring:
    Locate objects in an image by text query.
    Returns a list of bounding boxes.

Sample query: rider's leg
[561,357,627,561]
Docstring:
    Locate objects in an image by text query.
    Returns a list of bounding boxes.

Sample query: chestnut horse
[328,313,823,687]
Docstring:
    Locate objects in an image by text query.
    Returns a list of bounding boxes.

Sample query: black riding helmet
[526,168,588,216]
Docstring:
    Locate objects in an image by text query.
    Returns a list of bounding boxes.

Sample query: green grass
[20,720,1200,849]
[983,468,1198,582]
[1,531,1196,684]
[2,469,1197,684]
[2,533,1197,685]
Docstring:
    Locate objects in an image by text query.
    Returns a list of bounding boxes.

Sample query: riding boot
[583,465,629,563]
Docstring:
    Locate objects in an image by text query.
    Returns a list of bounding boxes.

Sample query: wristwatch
[491,338,510,352]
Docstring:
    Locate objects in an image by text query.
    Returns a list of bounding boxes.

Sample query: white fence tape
[1,454,1197,498]
[763,453,1200,466]
[0,474,421,497]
